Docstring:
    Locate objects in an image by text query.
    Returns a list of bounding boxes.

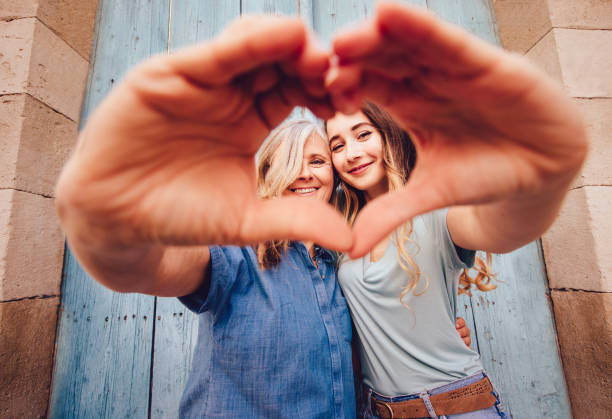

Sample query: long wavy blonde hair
[254,118,332,269]
[328,102,496,300]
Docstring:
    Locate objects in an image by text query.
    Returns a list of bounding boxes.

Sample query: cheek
[321,166,334,188]
[315,167,334,196]
[369,136,384,159]
[331,153,345,172]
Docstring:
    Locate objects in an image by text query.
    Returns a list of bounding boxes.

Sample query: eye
[310,158,326,166]
[357,130,371,140]
[330,142,344,152]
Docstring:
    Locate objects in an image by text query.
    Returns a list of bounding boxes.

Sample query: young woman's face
[326,111,387,198]
[282,134,334,203]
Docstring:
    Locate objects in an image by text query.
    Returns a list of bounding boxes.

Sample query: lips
[290,187,319,195]
[347,162,373,175]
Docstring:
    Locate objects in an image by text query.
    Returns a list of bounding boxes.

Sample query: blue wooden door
[50,1,571,418]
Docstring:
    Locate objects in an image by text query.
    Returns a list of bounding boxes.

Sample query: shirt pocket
[332,292,353,344]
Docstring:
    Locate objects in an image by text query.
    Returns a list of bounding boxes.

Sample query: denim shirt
[178,243,355,418]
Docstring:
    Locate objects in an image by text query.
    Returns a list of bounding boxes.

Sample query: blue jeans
[360,371,511,419]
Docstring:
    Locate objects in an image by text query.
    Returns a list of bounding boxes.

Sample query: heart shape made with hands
[57,2,585,260]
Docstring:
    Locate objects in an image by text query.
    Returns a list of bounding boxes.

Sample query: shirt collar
[290,242,336,264]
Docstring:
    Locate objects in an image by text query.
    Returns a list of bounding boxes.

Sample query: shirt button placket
[316,257,344,418]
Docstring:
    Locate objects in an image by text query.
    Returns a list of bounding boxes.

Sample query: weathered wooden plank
[146,3,242,417]
[50,0,170,417]
[312,0,425,45]
[149,298,199,419]
[241,0,300,16]
[457,291,480,354]
[79,0,171,124]
[170,0,240,50]
[50,248,156,418]
[426,0,500,44]
[312,0,373,46]
[470,243,571,419]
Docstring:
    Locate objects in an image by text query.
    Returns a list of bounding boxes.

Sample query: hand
[56,16,351,255]
[456,317,471,348]
[326,1,587,257]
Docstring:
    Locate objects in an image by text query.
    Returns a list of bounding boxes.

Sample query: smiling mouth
[290,187,319,195]
[348,162,373,175]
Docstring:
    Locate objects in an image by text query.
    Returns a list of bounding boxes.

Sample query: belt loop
[365,388,374,417]
[419,391,438,419]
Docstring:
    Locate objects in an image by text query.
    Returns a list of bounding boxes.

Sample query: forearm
[450,189,565,253]
[449,157,584,253]
[56,187,210,296]
[65,230,210,296]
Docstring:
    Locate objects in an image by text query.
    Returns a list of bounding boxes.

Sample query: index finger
[168,16,328,86]
[333,1,501,76]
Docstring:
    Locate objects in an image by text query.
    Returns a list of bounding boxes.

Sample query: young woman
[318,4,586,417]
[326,103,507,418]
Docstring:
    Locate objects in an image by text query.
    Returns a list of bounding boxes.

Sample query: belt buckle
[374,400,394,419]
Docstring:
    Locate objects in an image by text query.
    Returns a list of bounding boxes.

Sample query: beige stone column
[0,0,98,416]
[493,0,612,416]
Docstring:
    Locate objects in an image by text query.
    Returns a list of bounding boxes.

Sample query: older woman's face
[282,134,334,203]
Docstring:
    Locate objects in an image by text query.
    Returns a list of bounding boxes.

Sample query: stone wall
[494,0,612,416]
[0,0,98,416]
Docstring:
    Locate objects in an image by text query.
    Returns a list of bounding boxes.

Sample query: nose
[345,139,364,161]
[297,160,312,180]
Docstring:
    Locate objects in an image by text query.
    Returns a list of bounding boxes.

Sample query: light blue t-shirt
[338,209,483,396]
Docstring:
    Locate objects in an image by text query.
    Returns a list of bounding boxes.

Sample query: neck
[365,179,389,202]
[303,241,315,256]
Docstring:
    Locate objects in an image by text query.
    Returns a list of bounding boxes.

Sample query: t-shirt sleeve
[178,245,246,314]
[430,208,475,270]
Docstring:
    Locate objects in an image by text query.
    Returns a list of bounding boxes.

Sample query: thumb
[350,179,446,258]
[240,197,353,252]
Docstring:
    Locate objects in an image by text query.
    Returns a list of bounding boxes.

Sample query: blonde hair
[458,252,497,296]
[329,102,495,305]
[254,118,329,268]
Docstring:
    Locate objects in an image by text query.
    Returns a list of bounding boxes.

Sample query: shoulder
[209,245,256,265]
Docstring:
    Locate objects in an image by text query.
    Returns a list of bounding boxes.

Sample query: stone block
[493,0,552,53]
[0,297,59,418]
[542,186,612,292]
[0,96,21,192]
[37,0,100,60]
[0,0,38,21]
[526,28,612,98]
[525,30,564,88]
[0,18,88,121]
[551,290,612,418]
[0,189,64,301]
[572,98,612,188]
[0,0,99,60]
[0,19,33,95]
[0,93,77,197]
[554,28,612,98]
[548,0,612,29]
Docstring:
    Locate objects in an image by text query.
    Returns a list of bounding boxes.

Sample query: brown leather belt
[368,377,497,418]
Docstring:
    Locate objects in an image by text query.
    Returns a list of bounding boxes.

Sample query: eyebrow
[328,122,374,143]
